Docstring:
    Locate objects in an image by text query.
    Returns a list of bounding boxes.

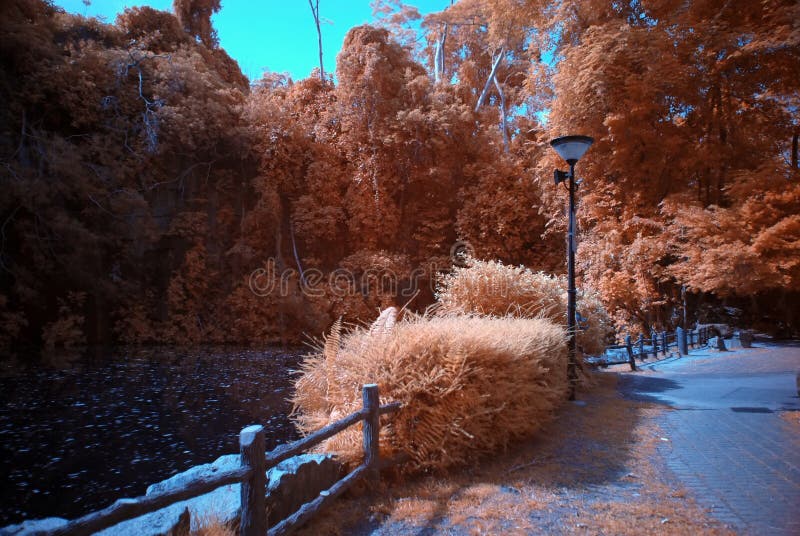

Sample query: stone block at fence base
[0,517,68,535]
[266,453,345,526]
[0,453,343,536]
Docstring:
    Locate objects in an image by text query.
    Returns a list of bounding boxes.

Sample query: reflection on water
[0,347,303,525]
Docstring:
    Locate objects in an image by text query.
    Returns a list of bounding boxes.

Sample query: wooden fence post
[661,331,668,356]
[676,326,688,356]
[239,425,266,536]
[362,384,380,484]
[651,330,658,357]
[625,335,636,371]
[637,334,644,360]
[716,332,727,351]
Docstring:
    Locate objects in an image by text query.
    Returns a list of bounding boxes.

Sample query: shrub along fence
[45,384,400,536]
[598,326,722,371]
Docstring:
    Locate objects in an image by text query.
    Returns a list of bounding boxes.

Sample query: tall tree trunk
[308,0,324,80]
[275,197,289,348]
[474,48,504,112]
[434,23,448,84]
[290,220,306,286]
[493,76,509,152]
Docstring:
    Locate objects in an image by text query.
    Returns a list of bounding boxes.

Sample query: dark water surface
[0,347,304,525]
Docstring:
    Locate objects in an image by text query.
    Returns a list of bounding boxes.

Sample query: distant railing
[594,326,724,371]
[46,384,401,536]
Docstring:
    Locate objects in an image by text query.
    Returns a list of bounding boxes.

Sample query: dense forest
[0,0,798,352]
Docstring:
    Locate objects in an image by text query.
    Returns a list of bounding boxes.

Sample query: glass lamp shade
[550,135,594,164]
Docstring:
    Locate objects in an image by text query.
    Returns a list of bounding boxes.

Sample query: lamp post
[550,135,594,401]
[681,285,687,330]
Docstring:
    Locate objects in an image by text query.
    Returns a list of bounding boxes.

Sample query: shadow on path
[617,374,682,406]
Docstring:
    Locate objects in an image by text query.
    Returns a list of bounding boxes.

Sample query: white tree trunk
[493,76,509,152]
[290,220,307,286]
[434,23,448,84]
[474,48,504,112]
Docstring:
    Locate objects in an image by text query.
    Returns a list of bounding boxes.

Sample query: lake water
[0,347,304,525]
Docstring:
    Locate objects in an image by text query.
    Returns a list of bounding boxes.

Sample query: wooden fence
[46,384,401,536]
[597,326,719,371]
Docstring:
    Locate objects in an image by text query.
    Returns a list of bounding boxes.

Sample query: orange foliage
[540,0,800,332]
[172,0,220,48]
[1,0,798,351]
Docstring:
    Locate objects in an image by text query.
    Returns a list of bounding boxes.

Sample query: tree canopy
[0,0,797,352]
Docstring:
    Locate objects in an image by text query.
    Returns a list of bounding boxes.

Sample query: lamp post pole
[550,135,594,402]
[682,285,687,330]
[566,162,578,400]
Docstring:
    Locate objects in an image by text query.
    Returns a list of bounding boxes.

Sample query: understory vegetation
[291,259,606,473]
[1,0,798,354]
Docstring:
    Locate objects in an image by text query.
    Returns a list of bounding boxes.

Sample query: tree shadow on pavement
[617,374,682,406]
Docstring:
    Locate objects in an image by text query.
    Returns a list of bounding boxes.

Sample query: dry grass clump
[292,312,568,473]
[190,512,235,536]
[436,258,611,355]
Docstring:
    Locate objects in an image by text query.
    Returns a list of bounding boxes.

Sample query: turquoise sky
[56,1,451,81]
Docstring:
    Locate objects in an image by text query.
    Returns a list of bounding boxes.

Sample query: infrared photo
[0,0,798,535]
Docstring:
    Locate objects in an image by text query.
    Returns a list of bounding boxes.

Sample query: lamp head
[550,135,594,165]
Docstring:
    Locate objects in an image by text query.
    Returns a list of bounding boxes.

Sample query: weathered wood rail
[596,326,728,370]
[45,384,400,536]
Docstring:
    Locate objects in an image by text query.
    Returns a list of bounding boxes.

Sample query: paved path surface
[619,341,800,535]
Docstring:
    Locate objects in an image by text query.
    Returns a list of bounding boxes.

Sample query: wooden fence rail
[46,384,400,536]
[598,325,721,370]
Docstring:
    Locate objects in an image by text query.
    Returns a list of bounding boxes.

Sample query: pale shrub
[292,313,567,473]
[436,258,611,355]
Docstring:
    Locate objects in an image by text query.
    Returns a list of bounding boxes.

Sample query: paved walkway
[619,342,800,535]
